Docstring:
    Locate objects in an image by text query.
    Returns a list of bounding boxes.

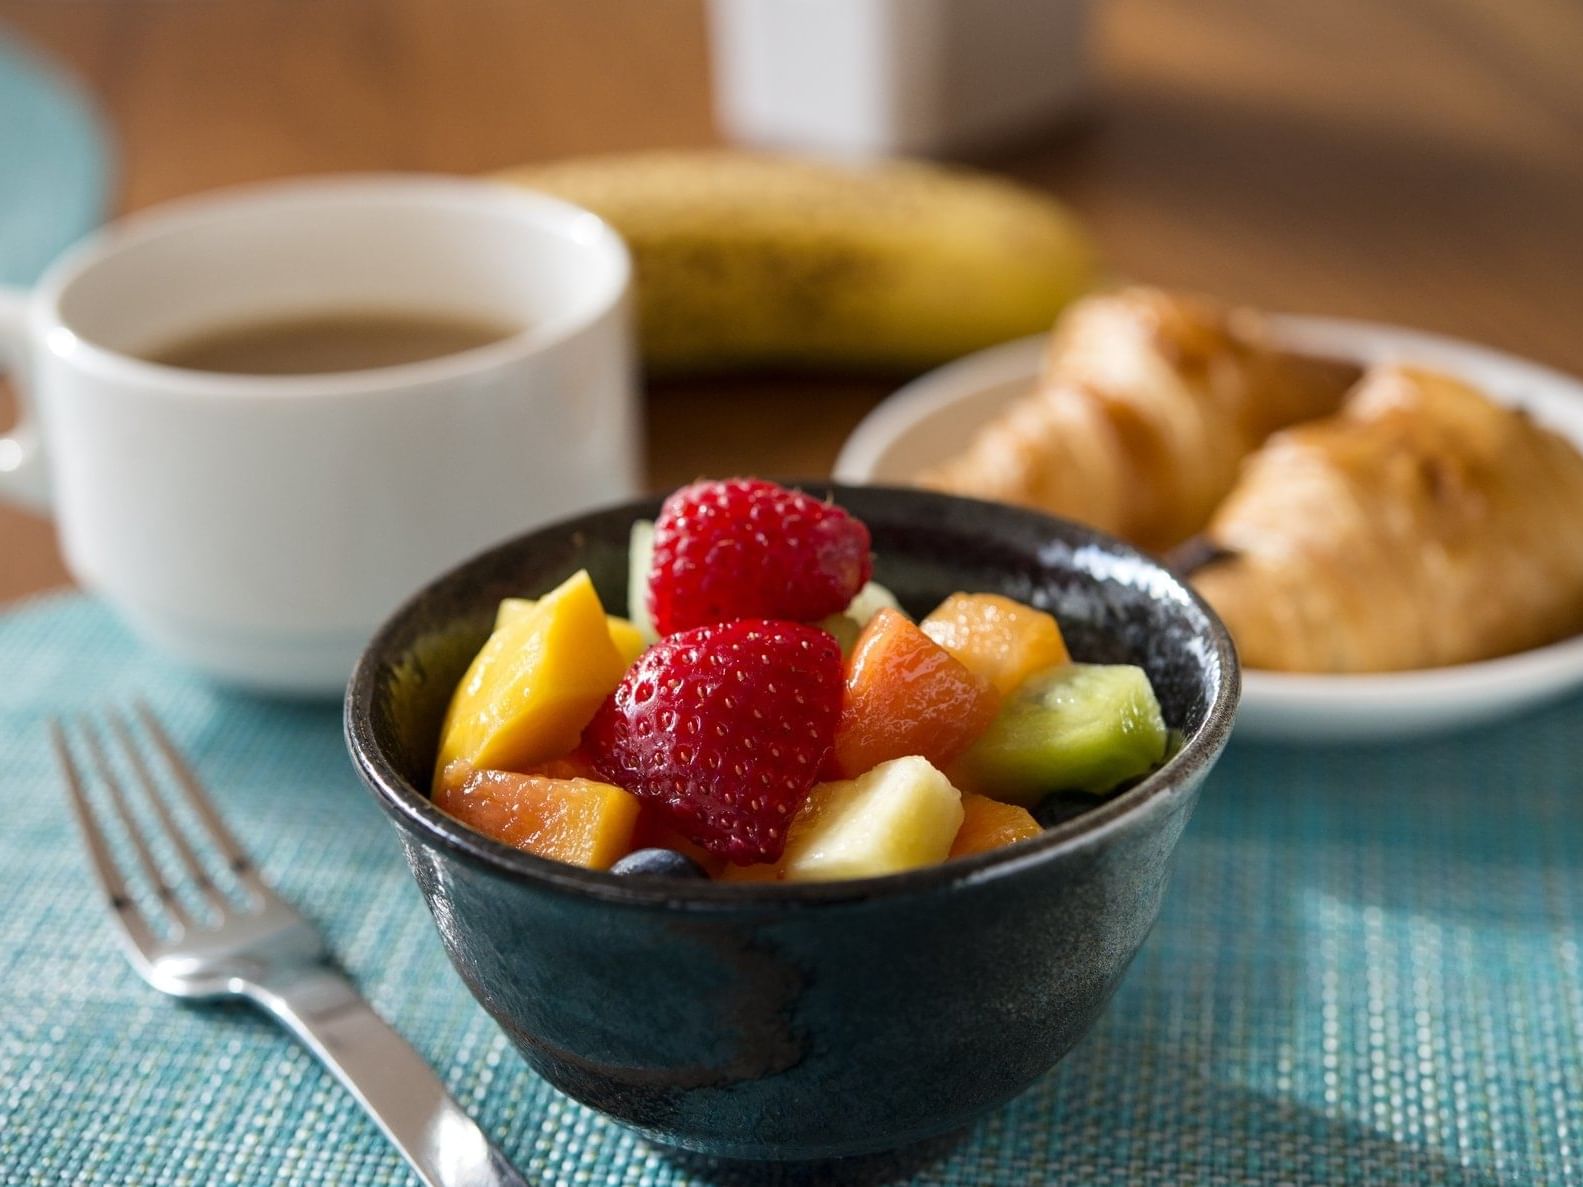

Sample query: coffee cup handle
[0,286,47,510]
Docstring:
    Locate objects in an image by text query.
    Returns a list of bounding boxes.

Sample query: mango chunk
[437,570,628,777]
[495,596,647,665]
[949,794,1042,859]
[435,761,639,869]
[921,593,1070,697]
[493,597,535,630]
[727,756,965,883]
[832,609,1000,778]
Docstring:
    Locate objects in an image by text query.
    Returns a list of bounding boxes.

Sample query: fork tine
[78,717,195,932]
[50,720,163,954]
[107,709,232,917]
[132,700,269,901]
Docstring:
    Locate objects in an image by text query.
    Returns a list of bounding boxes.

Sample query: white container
[0,176,638,695]
[707,0,1093,157]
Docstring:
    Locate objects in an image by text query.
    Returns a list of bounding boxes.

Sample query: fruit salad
[432,479,1169,882]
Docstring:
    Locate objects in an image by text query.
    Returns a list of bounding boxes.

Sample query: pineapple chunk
[779,756,964,882]
[846,581,902,626]
[626,520,658,643]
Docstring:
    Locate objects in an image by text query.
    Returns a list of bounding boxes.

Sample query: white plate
[835,316,1583,742]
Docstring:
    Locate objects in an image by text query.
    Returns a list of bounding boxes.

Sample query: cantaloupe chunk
[437,570,628,777]
[832,609,1000,778]
[495,596,647,665]
[725,756,964,883]
[949,793,1042,859]
[921,593,1070,697]
[434,761,639,869]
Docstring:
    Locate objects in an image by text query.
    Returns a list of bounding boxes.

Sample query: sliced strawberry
[583,619,843,864]
[646,478,872,637]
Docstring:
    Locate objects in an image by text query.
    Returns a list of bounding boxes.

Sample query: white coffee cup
[0,175,639,695]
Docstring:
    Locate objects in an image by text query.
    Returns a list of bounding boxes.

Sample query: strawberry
[583,619,843,864]
[646,478,872,637]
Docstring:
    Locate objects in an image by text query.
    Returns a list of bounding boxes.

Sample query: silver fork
[51,703,530,1187]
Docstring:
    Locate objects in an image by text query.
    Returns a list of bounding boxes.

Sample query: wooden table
[4,0,1582,604]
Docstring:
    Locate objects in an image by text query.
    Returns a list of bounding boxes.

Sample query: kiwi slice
[955,664,1168,804]
[818,610,863,656]
[818,581,901,658]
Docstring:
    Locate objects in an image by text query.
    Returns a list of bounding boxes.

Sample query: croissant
[916,287,1360,550]
[1190,366,1583,672]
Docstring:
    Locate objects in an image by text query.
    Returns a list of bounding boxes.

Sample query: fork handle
[246,965,531,1187]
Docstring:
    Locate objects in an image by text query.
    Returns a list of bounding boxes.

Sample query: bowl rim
[345,484,1241,910]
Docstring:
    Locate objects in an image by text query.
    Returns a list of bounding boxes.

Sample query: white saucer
[834,316,1583,742]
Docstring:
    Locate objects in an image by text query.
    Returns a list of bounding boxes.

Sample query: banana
[495,151,1099,375]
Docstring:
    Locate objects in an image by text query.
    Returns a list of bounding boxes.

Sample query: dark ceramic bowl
[345,485,1239,1162]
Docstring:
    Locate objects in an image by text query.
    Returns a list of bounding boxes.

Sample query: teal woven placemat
[3,593,1580,1185]
[0,30,112,286]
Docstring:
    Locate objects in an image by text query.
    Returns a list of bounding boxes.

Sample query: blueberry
[610,848,709,879]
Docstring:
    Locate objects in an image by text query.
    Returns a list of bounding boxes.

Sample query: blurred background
[5,9,1583,1179]
[4,0,1582,601]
